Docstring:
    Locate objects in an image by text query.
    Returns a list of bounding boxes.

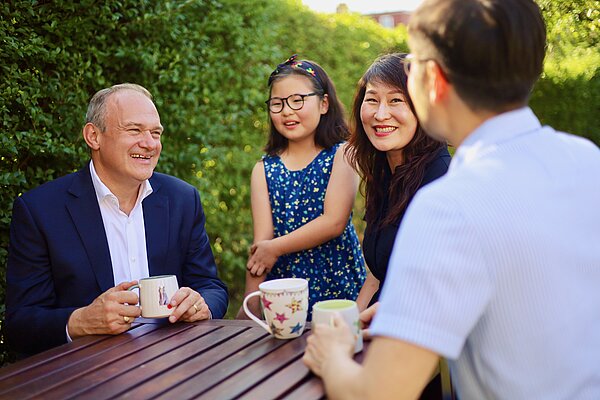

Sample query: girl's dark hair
[264,59,349,155]
[345,53,445,227]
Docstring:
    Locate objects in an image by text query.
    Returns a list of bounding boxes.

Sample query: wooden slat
[151,330,290,399]
[0,323,160,398]
[42,323,224,400]
[280,341,369,400]
[198,319,268,328]
[0,320,334,400]
[196,333,310,399]
[0,332,113,381]
[238,327,317,400]
[113,325,269,399]
[281,377,325,400]
[0,323,192,400]
[238,355,311,400]
[0,322,150,383]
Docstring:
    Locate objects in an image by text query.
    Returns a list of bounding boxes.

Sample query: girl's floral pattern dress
[263,142,366,319]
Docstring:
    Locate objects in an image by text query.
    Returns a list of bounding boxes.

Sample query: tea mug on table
[243,278,309,339]
[128,275,179,318]
[312,299,363,353]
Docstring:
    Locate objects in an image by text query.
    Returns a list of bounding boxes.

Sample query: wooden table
[0,319,367,399]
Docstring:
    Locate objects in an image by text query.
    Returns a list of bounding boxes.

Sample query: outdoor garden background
[1,0,598,364]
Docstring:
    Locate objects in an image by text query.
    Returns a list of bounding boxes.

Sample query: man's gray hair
[85,83,153,132]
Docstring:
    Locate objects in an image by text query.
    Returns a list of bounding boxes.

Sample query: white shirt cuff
[66,323,73,343]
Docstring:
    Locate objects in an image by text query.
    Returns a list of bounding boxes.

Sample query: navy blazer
[6,164,228,356]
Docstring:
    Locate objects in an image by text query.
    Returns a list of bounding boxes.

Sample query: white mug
[243,278,309,339]
[312,299,363,353]
[129,275,179,318]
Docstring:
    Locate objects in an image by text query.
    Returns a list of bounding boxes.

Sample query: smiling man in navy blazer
[6,83,228,356]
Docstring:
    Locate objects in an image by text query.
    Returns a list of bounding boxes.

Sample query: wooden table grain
[0,319,367,400]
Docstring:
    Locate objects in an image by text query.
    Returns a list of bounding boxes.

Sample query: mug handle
[128,285,141,312]
[242,291,271,334]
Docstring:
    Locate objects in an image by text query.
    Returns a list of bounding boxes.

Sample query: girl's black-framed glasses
[265,93,317,113]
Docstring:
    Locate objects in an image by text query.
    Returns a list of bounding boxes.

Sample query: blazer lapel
[143,176,170,276]
[66,165,115,292]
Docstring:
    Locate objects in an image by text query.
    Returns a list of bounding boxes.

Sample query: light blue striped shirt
[371,107,600,399]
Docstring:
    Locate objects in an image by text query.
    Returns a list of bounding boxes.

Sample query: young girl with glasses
[236,55,366,320]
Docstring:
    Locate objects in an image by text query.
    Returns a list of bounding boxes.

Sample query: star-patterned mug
[243,278,309,339]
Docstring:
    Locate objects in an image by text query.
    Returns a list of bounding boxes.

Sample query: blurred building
[335,3,411,28]
[366,11,411,28]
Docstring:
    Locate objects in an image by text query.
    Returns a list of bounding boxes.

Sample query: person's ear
[82,123,101,150]
[320,94,329,115]
[426,61,450,104]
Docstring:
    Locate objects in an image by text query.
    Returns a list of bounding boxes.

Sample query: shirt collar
[450,107,542,171]
[89,161,153,205]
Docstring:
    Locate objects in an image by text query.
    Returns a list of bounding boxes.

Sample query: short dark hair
[409,0,546,111]
[345,53,445,226]
[264,60,349,155]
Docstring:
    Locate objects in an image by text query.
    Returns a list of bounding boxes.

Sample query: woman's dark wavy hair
[264,59,350,155]
[345,53,446,227]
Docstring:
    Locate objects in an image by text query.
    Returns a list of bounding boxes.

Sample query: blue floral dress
[263,143,366,318]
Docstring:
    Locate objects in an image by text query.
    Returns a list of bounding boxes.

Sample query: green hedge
[531,48,600,142]
[0,0,598,365]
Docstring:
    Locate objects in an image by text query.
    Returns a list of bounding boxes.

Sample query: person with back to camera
[347,53,450,313]
[6,83,228,357]
[303,0,600,398]
[236,55,366,320]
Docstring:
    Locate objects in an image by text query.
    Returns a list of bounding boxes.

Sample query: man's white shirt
[66,162,152,341]
[89,161,152,285]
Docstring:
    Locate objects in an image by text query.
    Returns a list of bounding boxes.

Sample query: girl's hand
[247,240,280,276]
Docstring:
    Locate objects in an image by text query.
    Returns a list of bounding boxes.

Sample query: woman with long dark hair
[346,53,451,310]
